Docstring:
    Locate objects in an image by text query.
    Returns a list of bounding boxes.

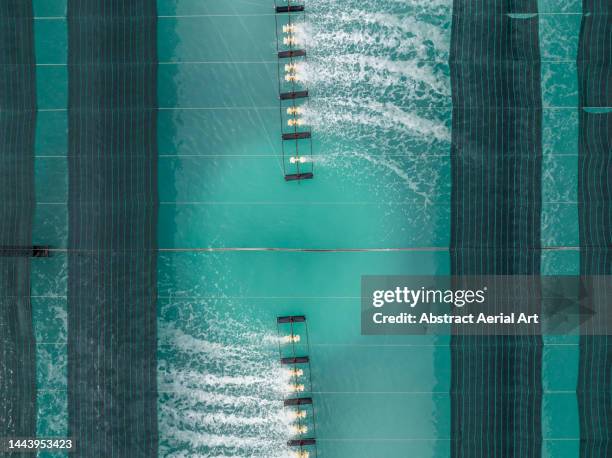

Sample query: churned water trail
[159,301,297,457]
[292,0,452,205]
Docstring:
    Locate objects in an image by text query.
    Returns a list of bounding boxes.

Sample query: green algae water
[1,0,604,457]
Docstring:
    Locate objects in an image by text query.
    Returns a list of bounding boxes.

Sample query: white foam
[159,306,297,456]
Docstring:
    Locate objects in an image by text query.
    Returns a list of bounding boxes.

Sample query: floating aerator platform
[280,90,309,100]
[278,315,307,324]
[274,0,315,181]
[284,397,313,407]
[277,313,319,456]
[288,438,316,447]
[283,132,311,140]
[278,49,306,59]
[284,172,314,181]
[281,356,310,365]
[276,5,305,13]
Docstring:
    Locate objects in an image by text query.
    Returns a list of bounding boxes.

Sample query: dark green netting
[67,1,158,456]
[577,1,611,456]
[0,2,37,457]
[449,1,543,456]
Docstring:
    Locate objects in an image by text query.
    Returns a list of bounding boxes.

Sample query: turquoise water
[27,0,588,456]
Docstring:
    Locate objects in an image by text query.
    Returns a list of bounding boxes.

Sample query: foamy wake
[279,1,452,203]
[158,305,297,457]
